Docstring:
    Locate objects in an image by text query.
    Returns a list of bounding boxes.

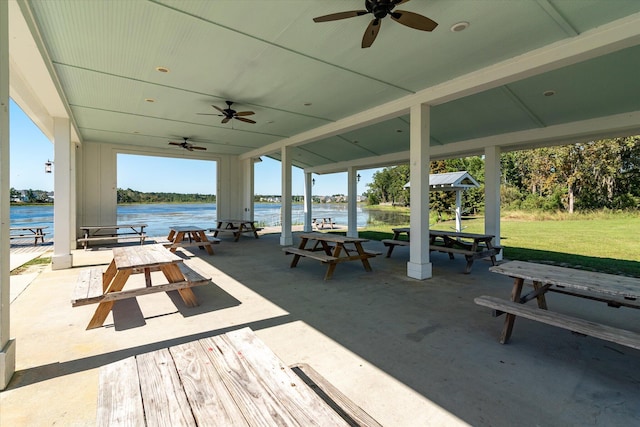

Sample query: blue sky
[10,99,376,195]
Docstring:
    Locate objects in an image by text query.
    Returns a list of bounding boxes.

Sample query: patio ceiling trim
[10,0,82,144]
[308,110,640,174]
[240,12,640,163]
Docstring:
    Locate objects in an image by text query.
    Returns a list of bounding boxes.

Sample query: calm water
[10,203,409,238]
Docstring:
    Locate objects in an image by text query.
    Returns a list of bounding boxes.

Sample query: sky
[9,99,378,196]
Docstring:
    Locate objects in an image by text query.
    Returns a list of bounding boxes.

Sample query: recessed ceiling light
[450,21,469,32]
[303,102,312,106]
[396,129,403,133]
[145,98,155,103]
[266,120,275,124]
[132,131,140,134]
[155,66,170,73]
[353,140,359,144]
[543,90,556,97]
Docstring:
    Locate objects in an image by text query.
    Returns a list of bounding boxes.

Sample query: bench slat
[475,295,640,350]
[97,357,145,427]
[291,363,383,427]
[71,268,104,306]
[381,239,409,246]
[72,264,211,306]
[283,247,338,263]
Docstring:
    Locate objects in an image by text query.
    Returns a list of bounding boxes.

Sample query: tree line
[364,136,640,214]
[117,188,216,204]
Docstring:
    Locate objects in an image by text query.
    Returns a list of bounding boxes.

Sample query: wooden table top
[429,230,495,239]
[81,224,147,230]
[168,225,207,232]
[490,260,640,299]
[218,219,255,223]
[97,328,352,426]
[112,244,182,270]
[299,232,368,243]
[10,225,48,230]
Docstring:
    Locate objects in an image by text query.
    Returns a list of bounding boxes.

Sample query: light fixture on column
[312,178,316,186]
[45,160,53,173]
[357,173,361,182]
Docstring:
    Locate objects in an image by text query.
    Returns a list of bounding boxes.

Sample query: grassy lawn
[358,211,640,277]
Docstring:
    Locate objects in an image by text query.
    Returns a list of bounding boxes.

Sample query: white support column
[242,158,254,220]
[280,146,293,245]
[407,103,432,280]
[484,145,502,260]
[455,190,462,232]
[347,166,358,238]
[0,0,16,390]
[303,172,313,232]
[52,117,73,270]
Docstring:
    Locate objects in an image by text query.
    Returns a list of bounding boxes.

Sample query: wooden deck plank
[223,328,349,426]
[96,357,145,427]
[136,349,197,426]
[169,341,250,426]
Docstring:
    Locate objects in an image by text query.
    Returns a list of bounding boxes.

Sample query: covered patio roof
[8,0,640,172]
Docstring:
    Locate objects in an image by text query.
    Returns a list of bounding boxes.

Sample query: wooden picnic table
[210,219,262,242]
[77,223,147,249]
[382,228,501,273]
[283,232,377,280]
[71,244,211,330]
[313,217,335,229]
[10,225,48,245]
[96,327,381,426]
[165,225,219,255]
[476,260,640,349]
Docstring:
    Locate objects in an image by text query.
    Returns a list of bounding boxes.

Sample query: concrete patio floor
[2,231,639,426]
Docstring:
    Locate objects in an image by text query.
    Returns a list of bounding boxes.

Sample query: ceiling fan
[198,100,256,124]
[168,137,207,151]
[313,0,438,48]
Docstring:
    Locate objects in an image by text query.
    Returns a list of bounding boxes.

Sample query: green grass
[357,212,640,277]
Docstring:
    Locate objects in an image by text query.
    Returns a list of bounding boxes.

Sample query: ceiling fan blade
[313,10,368,23]
[192,146,207,150]
[168,142,182,146]
[197,113,221,116]
[362,18,381,48]
[236,116,256,124]
[390,10,438,31]
[221,117,231,124]
[235,111,255,116]
[212,105,226,114]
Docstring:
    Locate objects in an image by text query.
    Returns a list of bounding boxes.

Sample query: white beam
[280,146,293,246]
[347,167,358,238]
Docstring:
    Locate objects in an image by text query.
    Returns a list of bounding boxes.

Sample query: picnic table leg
[160,264,199,307]
[196,231,214,255]
[354,243,373,272]
[290,238,309,267]
[532,280,548,309]
[463,255,474,274]
[324,245,343,280]
[87,269,132,330]
[385,245,395,258]
[500,277,525,343]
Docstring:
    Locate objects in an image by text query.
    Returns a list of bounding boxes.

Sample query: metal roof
[405,171,479,191]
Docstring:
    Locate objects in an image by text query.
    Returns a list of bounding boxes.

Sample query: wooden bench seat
[474,295,640,350]
[430,244,501,273]
[71,263,210,307]
[77,233,147,249]
[283,247,338,263]
[290,363,383,427]
[381,239,409,246]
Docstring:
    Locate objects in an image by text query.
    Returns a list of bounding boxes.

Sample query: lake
[10,203,409,238]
